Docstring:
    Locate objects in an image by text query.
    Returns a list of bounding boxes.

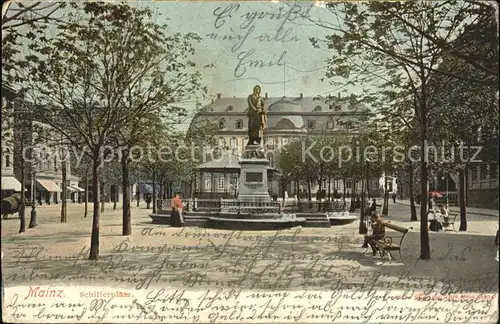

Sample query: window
[230,137,237,148]
[236,120,243,129]
[204,179,211,190]
[218,177,225,190]
[313,105,322,112]
[480,165,487,180]
[219,118,225,128]
[226,105,234,112]
[489,164,497,179]
[281,137,288,146]
[322,179,328,189]
[332,180,339,189]
[219,137,226,148]
[268,137,274,146]
[307,120,315,129]
[5,154,11,167]
[471,166,477,181]
[327,120,334,129]
[345,180,351,189]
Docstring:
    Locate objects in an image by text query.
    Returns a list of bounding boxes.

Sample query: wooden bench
[371,222,412,263]
[441,213,458,231]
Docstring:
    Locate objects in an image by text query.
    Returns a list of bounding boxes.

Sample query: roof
[200,96,356,114]
[196,151,278,172]
[196,152,240,171]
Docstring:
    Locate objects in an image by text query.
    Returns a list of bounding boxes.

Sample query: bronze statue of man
[246,85,267,146]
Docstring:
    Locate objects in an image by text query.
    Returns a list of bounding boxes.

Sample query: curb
[394,202,498,218]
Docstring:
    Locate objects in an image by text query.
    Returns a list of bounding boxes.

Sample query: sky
[135,1,355,101]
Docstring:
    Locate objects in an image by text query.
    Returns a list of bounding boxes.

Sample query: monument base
[237,144,271,202]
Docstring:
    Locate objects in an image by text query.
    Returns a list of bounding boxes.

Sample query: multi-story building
[1,85,82,204]
[188,93,395,199]
[1,85,22,199]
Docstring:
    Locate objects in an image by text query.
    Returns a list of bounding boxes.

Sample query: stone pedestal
[237,145,271,202]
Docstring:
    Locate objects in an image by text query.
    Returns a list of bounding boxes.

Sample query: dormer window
[329,104,341,111]
[236,119,243,129]
[313,105,322,112]
[226,105,234,112]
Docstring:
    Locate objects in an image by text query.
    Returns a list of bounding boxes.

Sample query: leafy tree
[429,13,498,230]
[25,3,204,259]
[2,2,68,85]
[308,1,497,259]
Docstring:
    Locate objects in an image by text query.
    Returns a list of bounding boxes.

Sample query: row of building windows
[220,119,356,130]
[201,178,370,191]
[469,164,498,182]
[225,105,343,112]
[218,136,291,149]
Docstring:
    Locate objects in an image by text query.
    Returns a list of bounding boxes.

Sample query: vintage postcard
[1,0,499,323]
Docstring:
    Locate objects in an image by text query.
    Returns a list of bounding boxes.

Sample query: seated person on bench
[362,213,385,255]
[438,204,449,225]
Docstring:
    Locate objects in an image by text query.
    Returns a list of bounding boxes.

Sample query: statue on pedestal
[246,85,267,146]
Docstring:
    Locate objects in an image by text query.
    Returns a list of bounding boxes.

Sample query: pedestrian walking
[392,192,396,203]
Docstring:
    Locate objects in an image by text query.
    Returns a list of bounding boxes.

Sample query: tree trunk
[366,177,371,199]
[121,154,131,236]
[136,188,140,207]
[282,179,286,201]
[84,176,88,218]
[89,159,100,260]
[458,168,467,231]
[113,182,117,210]
[342,177,346,201]
[152,168,157,214]
[419,113,431,260]
[19,146,26,233]
[464,163,469,206]
[358,175,367,234]
[307,178,312,201]
[100,179,105,214]
[382,171,389,216]
[349,180,357,212]
[60,159,67,222]
[408,163,418,221]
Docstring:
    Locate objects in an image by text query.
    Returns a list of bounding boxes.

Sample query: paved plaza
[1,201,499,322]
[2,200,498,287]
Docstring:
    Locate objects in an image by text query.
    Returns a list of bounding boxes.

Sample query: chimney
[300,93,303,99]
[265,92,268,99]
[217,93,222,99]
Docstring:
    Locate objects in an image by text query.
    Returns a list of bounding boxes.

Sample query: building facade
[1,85,82,204]
[189,93,394,199]
[1,85,22,199]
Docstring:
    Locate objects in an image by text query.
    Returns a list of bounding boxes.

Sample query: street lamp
[29,168,38,228]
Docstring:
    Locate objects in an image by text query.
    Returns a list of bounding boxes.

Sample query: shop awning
[70,185,85,192]
[1,176,23,191]
[36,179,61,192]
